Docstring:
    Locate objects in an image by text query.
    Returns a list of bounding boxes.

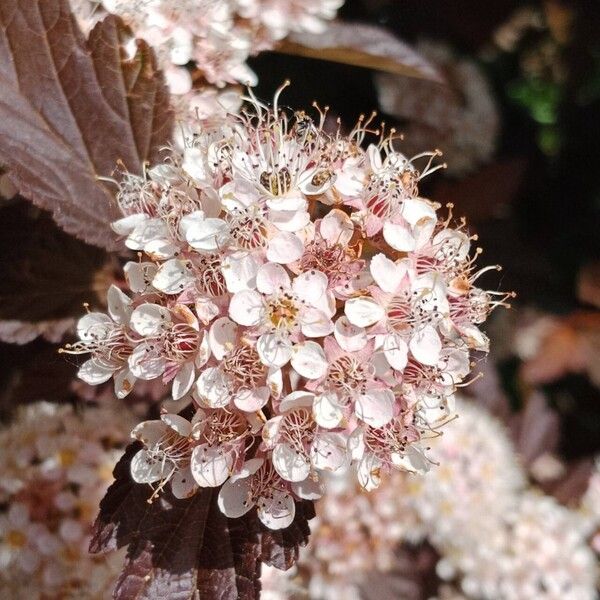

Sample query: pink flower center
[363,417,420,462]
[222,344,266,390]
[162,324,201,362]
[266,293,300,332]
[279,408,314,454]
[228,206,268,251]
[192,254,226,297]
[326,355,373,397]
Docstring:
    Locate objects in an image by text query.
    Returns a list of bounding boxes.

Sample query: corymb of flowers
[63,84,512,530]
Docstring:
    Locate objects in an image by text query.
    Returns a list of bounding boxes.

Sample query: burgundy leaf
[261,500,314,570]
[0,169,17,200]
[578,262,600,308]
[509,391,561,467]
[91,443,315,600]
[0,341,77,419]
[0,0,173,250]
[0,202,113,326]
[278,21,443,82]
[543,458,595,505]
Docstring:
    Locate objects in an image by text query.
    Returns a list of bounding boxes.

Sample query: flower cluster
[74,0,343,93]
[394,400,598,600]
[0,402,132,599]
[436,490,599,600]
[66,88,508,529]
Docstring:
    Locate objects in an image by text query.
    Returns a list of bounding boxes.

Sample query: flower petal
[257,489,295,530]
[269,209,310,232]
[161,413,192,437]
[76,313,112,341]
[107,285,132,324]
[257,333,292,368]
[291,342,328,379]
[228,290,263,326]
[171,466,198,499]
[357,453,382,491]
[310,432,347,472]
[313,393,344,429]
[195,367,231,408]
[279,390,315,413]
[392,445,429,474]
[234,387,270,412]
[344,297,384,327]
[319,208,354,246]
[208,317,238,360]
[152,259,192,295]
[145,238,179,260]
[401,197,437,226]
[382,221,416,252]
[114,368,136,399]
[111,213,146,236]
[291,477,323,500]
[171,362,195,400]
[292,270,328,305]
[124,261,157,294]
[266,232,304,264]
[272,443,310,482]
[186,217,229,252]
[383,334,409,371]
[128,343,166,380]
[409,325,442,366]
[130,304,171,337]
[222,253,259,293]
[300,307,334,338]
[218,476,253,518]
[126,218,168,251]
[256,262,290,295]
[191,445,233,487]
[130,449,168,484]
[195,298,220,326]
[131,419,168,445]
[78,359,114,385]
[370,254,405,294]
[356,389,395,427]
[334,316,367,352]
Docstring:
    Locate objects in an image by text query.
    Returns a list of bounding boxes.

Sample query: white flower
[218,459,296,529]
[228,263,334,368]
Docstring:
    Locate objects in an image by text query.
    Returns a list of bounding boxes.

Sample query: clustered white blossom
[408,402,598,600]
[66,86,508,529]
[0,402,131,599]
[262,400,598,599]
[73,0,343,93]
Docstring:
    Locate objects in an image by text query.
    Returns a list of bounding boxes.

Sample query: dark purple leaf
[91,443,315,600]
[279,21,443,82]
[0,202,113,326]
[0,0,173,250]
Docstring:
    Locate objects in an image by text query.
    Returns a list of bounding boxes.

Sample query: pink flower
[228,263,334,369]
